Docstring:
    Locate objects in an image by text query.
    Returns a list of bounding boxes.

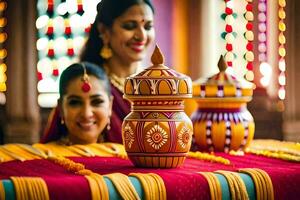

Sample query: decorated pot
[191,56,255,153]
[122,45,193,168]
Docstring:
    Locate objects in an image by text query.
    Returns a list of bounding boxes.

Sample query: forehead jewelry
[81,63,91,92]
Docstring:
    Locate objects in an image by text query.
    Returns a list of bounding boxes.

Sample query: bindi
[81,63,91,93]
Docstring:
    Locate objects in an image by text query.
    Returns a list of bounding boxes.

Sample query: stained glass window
[36,0,101,107]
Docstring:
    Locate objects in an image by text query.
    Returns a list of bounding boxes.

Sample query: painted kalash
[122,45,193,168]
[191,55,255,153]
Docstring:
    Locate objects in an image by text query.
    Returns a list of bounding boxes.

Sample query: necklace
[103,65,126,93]
[58,136,73,146]
[109,73,126,93]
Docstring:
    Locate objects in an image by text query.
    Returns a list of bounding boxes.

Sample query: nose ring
[133,35,140,40]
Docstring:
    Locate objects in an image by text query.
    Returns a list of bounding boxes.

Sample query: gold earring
[100,44,112,59]
[107,120,111,131]
[61,118,65,125]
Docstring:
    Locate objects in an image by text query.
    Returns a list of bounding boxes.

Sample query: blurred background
[0,0,299,144]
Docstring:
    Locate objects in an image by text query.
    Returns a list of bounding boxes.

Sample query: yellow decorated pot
[122,45,193,168]
[191,56,255,153]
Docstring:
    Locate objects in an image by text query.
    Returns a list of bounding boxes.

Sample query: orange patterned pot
[122,46,193,168]
[191,56,255,153]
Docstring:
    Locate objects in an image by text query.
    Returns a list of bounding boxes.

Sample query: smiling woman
[79,0,155,144]
[41,0,156,145]
[41,62,112,144]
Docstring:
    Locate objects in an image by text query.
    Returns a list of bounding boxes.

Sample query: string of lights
[0,0,7,105]
[244,0,254,82]
[278,0,286,100]
[36,0,100,107]
[221,0,237,69]
[258,0,272,88]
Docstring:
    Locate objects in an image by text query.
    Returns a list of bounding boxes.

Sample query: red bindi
[81,63,91,93]
[81,81,91,92]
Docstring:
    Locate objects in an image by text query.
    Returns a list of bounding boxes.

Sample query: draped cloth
[41,84,130,145]
[1,144,300,200]
[105,84,131,144]
[41,107,67,143]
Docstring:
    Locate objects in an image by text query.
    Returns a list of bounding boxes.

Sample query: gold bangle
[30,178,42,200]
[239,169,263,200]
[85,175,100,200]
[11,177,23,200]
[105,173,140,200]
[215,170,248,200]
[92,173,109,199]
[149,173,167,200]
[130,173,166,200]
[215,171,236,200]
[255,168,274,200]
[39,177,50,200]
[26,178,36,199]
[224,172,240,200]
[247,168,267,200]
[0,180,5,200]
[230,172,249,200]
[130,173,151,199]
[198,172,217,200]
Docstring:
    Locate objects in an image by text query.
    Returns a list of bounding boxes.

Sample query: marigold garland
[229,150,245,156]
[48,156,89,174]
[246,149,300,162]
[47,156,167,200]
[246,139,300,162]
[47,156,111,200]
[188,151,231,165]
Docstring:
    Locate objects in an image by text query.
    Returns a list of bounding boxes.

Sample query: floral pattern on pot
[122,45,193,168]
[146,124,168,150]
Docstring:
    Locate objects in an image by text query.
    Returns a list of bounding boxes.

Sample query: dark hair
[59,62,111,98]
[79,0,154,66]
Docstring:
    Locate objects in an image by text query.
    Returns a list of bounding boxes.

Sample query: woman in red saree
[42,0,155,144]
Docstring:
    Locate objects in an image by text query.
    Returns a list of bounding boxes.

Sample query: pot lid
[193,55,255,98]
[124,45,192,99]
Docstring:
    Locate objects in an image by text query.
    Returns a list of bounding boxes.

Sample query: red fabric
[105,84,131,144]
[219,153,300,200]
[1,154,300,200]
[40,106,64,143]
[0,159,91,200]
